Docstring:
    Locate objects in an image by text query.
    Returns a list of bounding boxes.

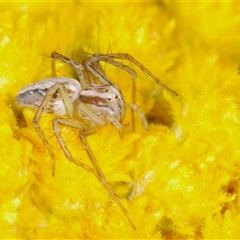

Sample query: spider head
[77,84,125,126]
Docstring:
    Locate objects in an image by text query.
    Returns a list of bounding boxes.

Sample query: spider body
[17,51,177,230]
[18,78,125,128]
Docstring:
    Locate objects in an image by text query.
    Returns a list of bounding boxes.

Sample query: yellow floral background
[1,1,240,239]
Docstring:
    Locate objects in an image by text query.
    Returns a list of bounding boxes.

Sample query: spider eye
[115,95,118,99]
[107,98,111,101]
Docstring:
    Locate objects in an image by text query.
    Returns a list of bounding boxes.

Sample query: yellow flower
[1,1,240,239]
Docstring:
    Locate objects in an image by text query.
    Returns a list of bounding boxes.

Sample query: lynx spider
[17,51,178,230]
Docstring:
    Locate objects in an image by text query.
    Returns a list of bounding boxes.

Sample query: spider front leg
[84,53,178,131]
[87,53,178,96]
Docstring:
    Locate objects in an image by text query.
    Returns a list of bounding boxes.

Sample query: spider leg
[128,103,149,131]
[79,131,136,230]
[51,51,88,88]
[85,56,138,131]
[87,53,178,96]
[33,82,76,175]
[53,116,136,230]
[105,114,123,138]
[53,118,94,173]
[84,53,177,131]
[32,83,61,176]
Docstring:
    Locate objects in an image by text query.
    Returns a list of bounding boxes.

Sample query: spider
[17,51,178,230]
